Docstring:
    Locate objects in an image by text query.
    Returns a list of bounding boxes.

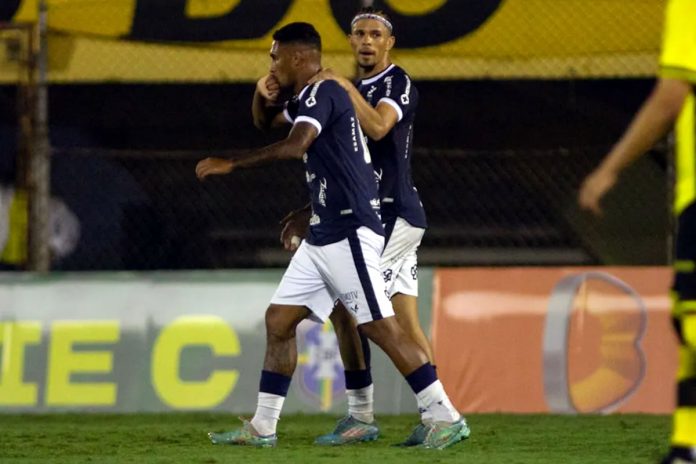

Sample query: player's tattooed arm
[196,122,317,180]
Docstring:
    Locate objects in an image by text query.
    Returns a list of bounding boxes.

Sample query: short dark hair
[352,7,393,34]
[355,6,392,23]
[272,22,322,51]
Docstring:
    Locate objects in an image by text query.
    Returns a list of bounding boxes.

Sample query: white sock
[416,395,434,424]
[415,380,460,423]
[250,392,285,436]
[347,384,375,423]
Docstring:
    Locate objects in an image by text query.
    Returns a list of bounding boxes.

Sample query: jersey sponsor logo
[384,76,393,97]
[366,85,378,103]
[350,117,359,153]
[318,178,328,207]
[374,169,383,182]
[309,214,321,226]
[305,170,316,184]
[339,290,361,314]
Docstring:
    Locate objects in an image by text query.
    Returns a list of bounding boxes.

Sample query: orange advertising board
[433,267,678,414]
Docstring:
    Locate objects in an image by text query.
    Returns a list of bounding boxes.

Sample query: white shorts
[270,226,395,325]
[381,217,425,299]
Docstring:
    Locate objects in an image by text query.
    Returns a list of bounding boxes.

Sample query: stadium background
[0,0,679,418]
[0,0,670,271]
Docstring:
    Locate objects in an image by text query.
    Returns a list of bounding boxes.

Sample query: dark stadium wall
[37,79,656,151]
[0,79,667,270]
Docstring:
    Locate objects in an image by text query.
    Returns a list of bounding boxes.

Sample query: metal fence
[0,0,671,270]
[41,142,668,270]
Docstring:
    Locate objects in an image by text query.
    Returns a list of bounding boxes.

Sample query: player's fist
[257,74,281,104]
[196,157,235,180]
[279,208,311,251]
[578,166,617,216]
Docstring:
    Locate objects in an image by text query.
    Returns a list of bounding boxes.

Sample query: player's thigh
[391,293,421,332]
[265,303,312,339]
[318,227,395,325]
[381,218,424,298]
[270,241,334,323]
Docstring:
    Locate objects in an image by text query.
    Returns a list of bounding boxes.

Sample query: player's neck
[358,60,392,80]
[295,64,322,93]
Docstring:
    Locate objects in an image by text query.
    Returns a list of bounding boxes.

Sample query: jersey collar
[360,64,395,86]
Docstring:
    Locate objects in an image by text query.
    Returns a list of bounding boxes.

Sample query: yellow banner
[1,0,665,82]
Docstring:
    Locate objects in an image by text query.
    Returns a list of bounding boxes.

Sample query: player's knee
[403,324,427,344]
[264,306,298,341]
[329,305,353,329]
[360,316,402,343]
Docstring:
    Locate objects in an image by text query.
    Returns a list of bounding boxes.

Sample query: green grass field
[0,413,671,463]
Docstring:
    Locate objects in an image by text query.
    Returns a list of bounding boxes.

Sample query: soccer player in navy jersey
[196,22,467,449]
[268,9,444,446]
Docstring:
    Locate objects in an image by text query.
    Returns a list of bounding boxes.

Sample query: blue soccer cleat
[314,415,380,445]
[208,418,277,448]
[420,417,470,450]
[394,422,428,447]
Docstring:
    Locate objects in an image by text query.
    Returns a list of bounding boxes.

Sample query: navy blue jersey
[357,64,427,229]
[286,80,383,246]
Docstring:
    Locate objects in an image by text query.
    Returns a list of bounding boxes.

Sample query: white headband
[351,13,393,33]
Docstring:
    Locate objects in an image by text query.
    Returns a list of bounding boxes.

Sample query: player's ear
[291,49,304,67]
[386,35,395,51]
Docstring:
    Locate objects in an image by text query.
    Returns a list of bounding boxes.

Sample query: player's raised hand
[578,166,618,216]
[195,157,235,180]
[257,74,281,104]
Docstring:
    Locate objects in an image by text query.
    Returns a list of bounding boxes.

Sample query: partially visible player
[278,8,439,447]
[197,21,468,449]
[578,1,695,461]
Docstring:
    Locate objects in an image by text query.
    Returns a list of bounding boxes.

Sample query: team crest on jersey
[294,320,346,411]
